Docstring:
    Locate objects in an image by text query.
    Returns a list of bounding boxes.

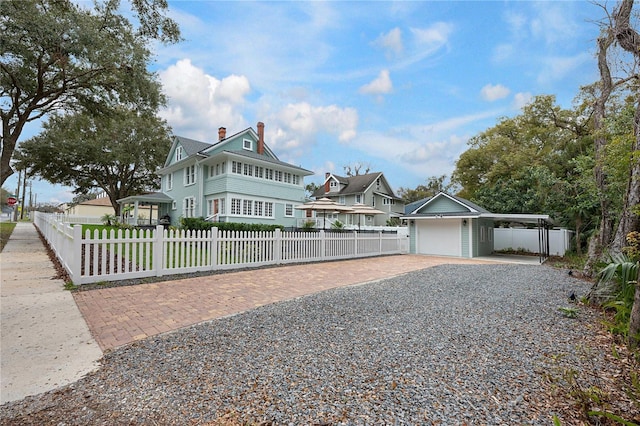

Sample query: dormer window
[243,139,252,151]
[329,180,338,189]
[175,146,183,161]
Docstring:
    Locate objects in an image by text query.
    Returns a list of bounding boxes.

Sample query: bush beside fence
[34,212,409,285]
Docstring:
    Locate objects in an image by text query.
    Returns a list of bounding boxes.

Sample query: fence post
[71,225,82,285]
[378,231,383,254]
[210,227,218,269]
[320,230,326,260]
[154,225,164,277]
[274,228,282,264]
[353,231,358,256]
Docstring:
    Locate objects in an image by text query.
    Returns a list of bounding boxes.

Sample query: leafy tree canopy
[16,108,172,215]
[0,0,180,185]
[398,175,455,204]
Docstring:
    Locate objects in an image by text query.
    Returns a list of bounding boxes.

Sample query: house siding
[472,218,494,256]
[461,222,470,257]
[417,197,470,214]
[156,127,312,227]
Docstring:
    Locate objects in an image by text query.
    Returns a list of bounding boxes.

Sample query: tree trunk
[575,215,583,256]
[584,30,617,277]
[610,0,640,255]
[630,279,640,350]
[611,0,640,351]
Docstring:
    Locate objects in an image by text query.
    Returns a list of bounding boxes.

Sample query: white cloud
[266,102,359,157]
[374,27,403,59]
[529,3,580,46]
[513,92,533,109]
[158,59,251,141]
[359,69,393,95]
[410,22,453,47]
[537,53,592,86]
[480,84,511,102]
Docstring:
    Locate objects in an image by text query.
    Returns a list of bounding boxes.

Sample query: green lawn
[0,222,16,252]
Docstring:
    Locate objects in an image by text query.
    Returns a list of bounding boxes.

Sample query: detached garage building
[402,192,552,261]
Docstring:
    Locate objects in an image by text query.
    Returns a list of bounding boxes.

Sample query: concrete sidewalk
[0,222,102,404]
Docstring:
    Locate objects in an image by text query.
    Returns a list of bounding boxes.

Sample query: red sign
[7,197,17,206]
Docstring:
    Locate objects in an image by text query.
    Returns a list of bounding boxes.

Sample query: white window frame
[285,203,294,217]
[172,200,177,210]
[383,198,395,205]
[243,139,253,151]
[254,201,263,217]
[166,173,173,191]
[183,197,196,218]
[265,202,274,218]
[355,194,362,203]
[175,146,183,161]
[184,165,196,186]
[231,198,241,215]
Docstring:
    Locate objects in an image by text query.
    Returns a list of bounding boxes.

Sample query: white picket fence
[34,212,409,285]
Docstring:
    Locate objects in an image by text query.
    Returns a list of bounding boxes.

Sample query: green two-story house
[118,122,314,228]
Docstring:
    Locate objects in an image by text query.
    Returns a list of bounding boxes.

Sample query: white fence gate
[34,212,409,285]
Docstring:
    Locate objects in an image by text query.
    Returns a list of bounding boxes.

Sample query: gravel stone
[0,264,607,425]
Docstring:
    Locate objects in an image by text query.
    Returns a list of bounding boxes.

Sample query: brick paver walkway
[74,255,494,351]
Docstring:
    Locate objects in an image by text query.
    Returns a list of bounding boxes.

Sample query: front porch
[117,192,174,227]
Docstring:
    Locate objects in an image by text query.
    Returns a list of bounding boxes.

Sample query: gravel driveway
[0,264,603,425]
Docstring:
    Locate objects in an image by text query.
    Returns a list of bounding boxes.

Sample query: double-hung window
[183,197,196,218]
[166,173,173,191]
[254,201,263,217]
[184,165,196,186]
[242,200,252,215]
[285,203,294,217]
[231,198,241,215]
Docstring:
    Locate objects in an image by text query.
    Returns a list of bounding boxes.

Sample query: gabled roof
[314,172,400,198]
[407,192,488,216]
[403,192,552,224]
[79,197,113,207]
[175,136,212,156]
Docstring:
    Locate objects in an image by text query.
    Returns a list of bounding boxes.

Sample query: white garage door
[416,219,461,256]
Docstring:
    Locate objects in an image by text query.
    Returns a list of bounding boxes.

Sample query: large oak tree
[0,0,179,185]
[16,108,172,216]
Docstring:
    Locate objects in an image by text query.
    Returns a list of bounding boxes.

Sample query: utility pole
[20,171,27,220]
[13,169,21,222]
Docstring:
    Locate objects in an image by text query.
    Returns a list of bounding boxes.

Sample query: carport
[403,192,552,263]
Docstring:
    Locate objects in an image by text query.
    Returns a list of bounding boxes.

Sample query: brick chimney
[324,172,330,193]
[257,122,265,154]
[218,127,226,141]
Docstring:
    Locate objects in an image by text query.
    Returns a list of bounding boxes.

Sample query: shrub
[180,217,284,233]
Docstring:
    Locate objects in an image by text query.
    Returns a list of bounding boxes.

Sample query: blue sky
[8,1,606,204]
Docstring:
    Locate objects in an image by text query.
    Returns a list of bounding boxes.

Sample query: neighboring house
[118,123,314,228]
[312,172,405,227]
[66,193,157,223]
[66,195,114,217]
[402,192,552,259]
